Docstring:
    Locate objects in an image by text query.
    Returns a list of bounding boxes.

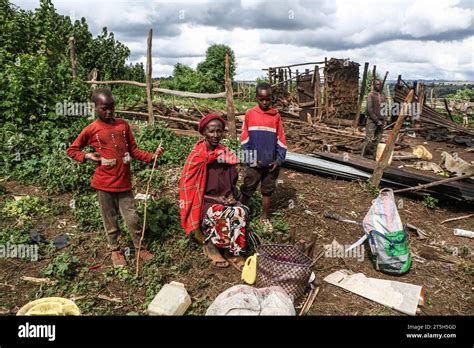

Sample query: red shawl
[179,140,239,234]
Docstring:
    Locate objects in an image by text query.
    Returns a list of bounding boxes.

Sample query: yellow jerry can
[241,254,257,285]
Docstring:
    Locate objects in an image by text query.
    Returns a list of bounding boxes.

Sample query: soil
[1,162,472,316]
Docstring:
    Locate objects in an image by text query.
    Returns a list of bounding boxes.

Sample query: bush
[73,193,102,232]
[138,197,182,244]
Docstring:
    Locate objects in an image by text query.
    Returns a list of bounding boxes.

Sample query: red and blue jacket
[240,105,287,167]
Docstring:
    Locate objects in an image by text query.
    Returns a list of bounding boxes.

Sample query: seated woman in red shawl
[180,114,249,267]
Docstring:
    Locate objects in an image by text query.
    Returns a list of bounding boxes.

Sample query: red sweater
[67,118,154,192]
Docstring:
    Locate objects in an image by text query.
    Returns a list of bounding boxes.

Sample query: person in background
[362,79,387,160]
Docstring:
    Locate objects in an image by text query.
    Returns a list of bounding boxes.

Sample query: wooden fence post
[225,52,237,139]
[145,29,154,127]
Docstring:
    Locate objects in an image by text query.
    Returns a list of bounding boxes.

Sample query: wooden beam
[115,110,199,125]
[225,52,237,139]
[314,66,322,121]
[69,37,77,80]
[370,90,414,187]
[353,62,369,128]
[262,61,325,70]
[394,173,473,193]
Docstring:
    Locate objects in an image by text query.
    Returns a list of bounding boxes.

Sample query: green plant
[2,195,50,222]
[138,197,182,244]
[364,180,381,197]
[422,195,438,209]
[0,226,31,244]
[42,252,80,280]
[246,193,263,220]
[73,193,102,231]
[271,215,289,234]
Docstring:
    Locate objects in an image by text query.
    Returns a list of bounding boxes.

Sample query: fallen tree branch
[440,214,474,225]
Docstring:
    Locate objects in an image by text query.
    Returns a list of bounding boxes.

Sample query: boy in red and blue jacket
[240,83,287,222]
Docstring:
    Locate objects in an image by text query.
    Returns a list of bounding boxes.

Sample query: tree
[196,44,236,92]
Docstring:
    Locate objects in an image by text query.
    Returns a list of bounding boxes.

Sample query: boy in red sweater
[67,88,164,267]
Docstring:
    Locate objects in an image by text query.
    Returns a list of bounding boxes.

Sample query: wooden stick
[145,29,154,126]
[381,71,389,90]
[394,173,473,193]
[371,90,414,187]
[225,52,237,139]
[191,99,205,118]
[440,214,474,224]
[135,139,162,277]
[299,286,320,316]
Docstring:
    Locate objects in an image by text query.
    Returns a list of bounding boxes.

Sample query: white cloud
[11,0,474,80]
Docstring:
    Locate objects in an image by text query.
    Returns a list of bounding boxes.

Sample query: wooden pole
[225,52,237,139]
[353,62,369,128]
[69,37,77,80]
[381,71,389,90]
[371,65,377,88]
[324,57,329,119]
[370,90,414,187]
[314,67,322,121]
[394,173,473,193]
[268,68,273,84]
[145,29,154,127]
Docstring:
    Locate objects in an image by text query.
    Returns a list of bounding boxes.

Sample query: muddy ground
[1,160,472,316]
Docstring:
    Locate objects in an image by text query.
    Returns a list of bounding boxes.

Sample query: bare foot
[203,243,229,268]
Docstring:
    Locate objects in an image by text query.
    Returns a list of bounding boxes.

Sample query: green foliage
[132,121,197,168]
[271,214,289,234]
[196,44,236,92]
[73,193,102,232]
[159,63,219,93]
[137,197,182,244]
[447,88,474,102]
[0,0,144,129]
[0,226,31,244]
[363,180,381,198]
[246,193,263,219]
[2,195,50,222]
[42,252,80,280]
[422,195,439,209]
[160,44,236,93]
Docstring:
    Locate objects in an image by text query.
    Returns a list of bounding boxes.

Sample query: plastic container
[17,297,80,316]
[147,281,191,316]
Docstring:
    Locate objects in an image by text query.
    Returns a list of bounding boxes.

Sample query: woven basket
[256,244,315,301]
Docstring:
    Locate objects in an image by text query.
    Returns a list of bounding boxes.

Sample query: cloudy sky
[13,0,474,81]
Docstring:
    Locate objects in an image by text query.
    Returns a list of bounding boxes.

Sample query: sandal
[225,255,245,272]
[203,243,229,268]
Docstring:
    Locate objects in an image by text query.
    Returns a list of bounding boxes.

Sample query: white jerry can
[147,281,192,316]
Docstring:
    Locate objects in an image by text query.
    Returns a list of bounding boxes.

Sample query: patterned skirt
[202,203,249,256]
